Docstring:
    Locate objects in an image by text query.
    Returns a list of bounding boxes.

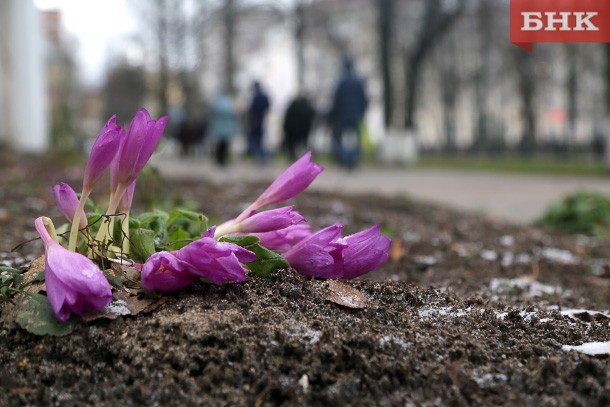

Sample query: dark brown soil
[1,157,609,406]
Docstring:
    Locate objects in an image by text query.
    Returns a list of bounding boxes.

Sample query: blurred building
[0,0,48,153]
[42,8,80,151]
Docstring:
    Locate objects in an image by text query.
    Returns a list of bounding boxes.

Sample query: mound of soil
[1,157,609,405]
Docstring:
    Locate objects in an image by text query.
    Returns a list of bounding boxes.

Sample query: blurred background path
[151,155,610,225]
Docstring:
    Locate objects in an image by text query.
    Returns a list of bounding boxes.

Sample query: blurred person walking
[331,56,368,169]
[282,94,316,161]
[247,81,271,164]
[210,92,239,167]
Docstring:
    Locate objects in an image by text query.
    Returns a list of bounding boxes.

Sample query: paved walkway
[150,156,610,225]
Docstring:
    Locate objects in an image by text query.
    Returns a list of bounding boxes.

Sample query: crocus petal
[284,243,335,278]
[140,252,198,292]
[283,223,390,280]
[35,217,112,321]
[176,235,253,285]
[115,108,168,187]
[252,151,323,209]
[339,225,391,279]
[254,224,312,251]
[237,206,307,234]
[52,183,87,229]
[83,115,123,192]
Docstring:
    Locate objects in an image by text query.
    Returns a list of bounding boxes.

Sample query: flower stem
[67,191,90,252]
[121,212,130,254]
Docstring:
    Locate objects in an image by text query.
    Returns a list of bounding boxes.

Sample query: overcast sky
[35,0,138,86]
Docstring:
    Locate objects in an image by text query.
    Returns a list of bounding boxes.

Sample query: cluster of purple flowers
[36,109,391,322]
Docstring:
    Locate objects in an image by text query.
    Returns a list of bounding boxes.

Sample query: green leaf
[167,227,193,250]
[219,235,260,246]
[167,209,208,237]
[244,244,289,277]
[130,228,157,263]
[137,210,170,236]
[16,293,75,336]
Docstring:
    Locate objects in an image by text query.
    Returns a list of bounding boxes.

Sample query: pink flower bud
[283,224,390,279]
[52,183,87,229]
[252,151,323,210]
[141,227,255,292]
[83,115,123,193]
[113,108,168,188]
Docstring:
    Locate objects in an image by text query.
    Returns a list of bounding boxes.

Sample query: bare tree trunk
[377,0,394,128]
[403,0,465,130]
[566,45,577,156]
[606,43,610,114]
[514,50,537,153]
[294,3,306,93]
[223,0,236,95]
[473,0,492,152]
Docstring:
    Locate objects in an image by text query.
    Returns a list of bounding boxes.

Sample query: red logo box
[510,0,610,51]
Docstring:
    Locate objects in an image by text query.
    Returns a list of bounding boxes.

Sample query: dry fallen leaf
[390,239,405,263]
[326,280,369,309]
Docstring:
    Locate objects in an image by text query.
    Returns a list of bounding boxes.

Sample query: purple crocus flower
[113,108,168,189]
[254,151,323,207]
[82,115,124,194]
[141,227,256,292]
[234,152,323,222]
[215,206,306,237]
[52,183,87,229]
[140,252,199,292]
[254,224,312,251]
[35,217,112,321]
[283,223,391,279]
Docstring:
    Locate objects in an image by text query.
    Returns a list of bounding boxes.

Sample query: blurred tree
[438,37,459,153]
[472,0,493,152]
[103,63,147,122]
[377,0,394,128]
[513,49,537,153]
[402,0,466,130]
[130,0,207,114]
[606,43,610,113]
[223,0,237,95]
[565,44,578,155]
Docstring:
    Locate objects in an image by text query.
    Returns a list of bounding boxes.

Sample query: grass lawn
[415,155,608,176]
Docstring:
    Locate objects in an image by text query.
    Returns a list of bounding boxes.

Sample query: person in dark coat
[282,94,315,161]
[331,56,368,169]
[247,81,271,164]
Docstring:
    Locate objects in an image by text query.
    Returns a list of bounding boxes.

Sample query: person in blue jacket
[330,56,368,169]
[247,81,271,164]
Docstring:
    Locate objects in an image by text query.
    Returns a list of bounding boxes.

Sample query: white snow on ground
[481,250,498,261]
[489,277,565,297]
[562,342,610,356]
[538,247,580,265]
[106,300,130,316]
[559,308,610,321]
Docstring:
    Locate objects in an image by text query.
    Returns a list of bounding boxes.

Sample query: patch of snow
[418,306,467,319]
[500,235,515,247]
[106,300,130,316]
[481,250,498,261]
[379,335,411,349]
[473,373,508,387]
[413,255,437,266]
[562,342,610,356]
[490,277,563,297]
[501,252,514,267]
[539,247,580,265]
[560,309,610,321]
[515,253,533,264]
